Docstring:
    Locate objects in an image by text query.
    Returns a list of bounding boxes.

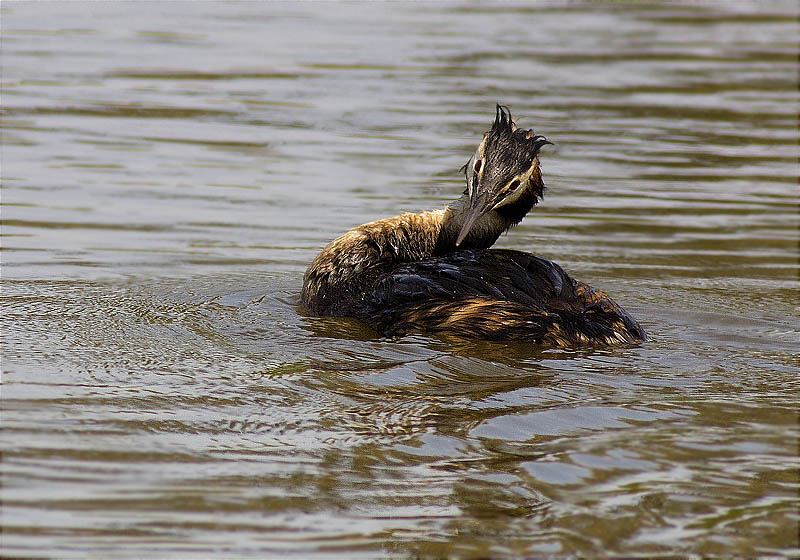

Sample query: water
[2,2,798,557]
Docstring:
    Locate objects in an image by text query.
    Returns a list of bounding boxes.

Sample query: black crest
[489,104,551,160]
[481,104,551,187]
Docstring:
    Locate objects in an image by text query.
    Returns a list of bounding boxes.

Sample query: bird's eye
[473,160,482,174]
[508,179,521,191]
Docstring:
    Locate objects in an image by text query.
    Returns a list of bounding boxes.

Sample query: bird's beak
[455,192,492,246]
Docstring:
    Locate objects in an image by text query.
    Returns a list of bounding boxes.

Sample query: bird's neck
[438,166,544,253]
[433,194,507,254]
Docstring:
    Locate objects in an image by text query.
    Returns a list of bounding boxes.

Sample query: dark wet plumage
[302,105,646,347]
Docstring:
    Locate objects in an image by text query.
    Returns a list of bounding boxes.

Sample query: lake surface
[2,2,798,557]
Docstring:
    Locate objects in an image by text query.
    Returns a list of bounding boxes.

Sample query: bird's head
[456,104,551,246]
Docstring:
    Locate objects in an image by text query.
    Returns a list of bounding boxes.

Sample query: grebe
[302,105,646,347]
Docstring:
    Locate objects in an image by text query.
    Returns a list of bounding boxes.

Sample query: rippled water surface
[2,2,798,557]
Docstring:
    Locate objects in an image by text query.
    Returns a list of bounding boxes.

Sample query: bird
[301,105,646,347]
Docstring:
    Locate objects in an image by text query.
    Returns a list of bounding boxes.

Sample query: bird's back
[336,249,646,347]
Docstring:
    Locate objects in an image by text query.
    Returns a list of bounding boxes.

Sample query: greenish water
[2,2,798,557]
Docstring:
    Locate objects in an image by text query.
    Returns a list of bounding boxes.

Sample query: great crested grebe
[302,105,646,346]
